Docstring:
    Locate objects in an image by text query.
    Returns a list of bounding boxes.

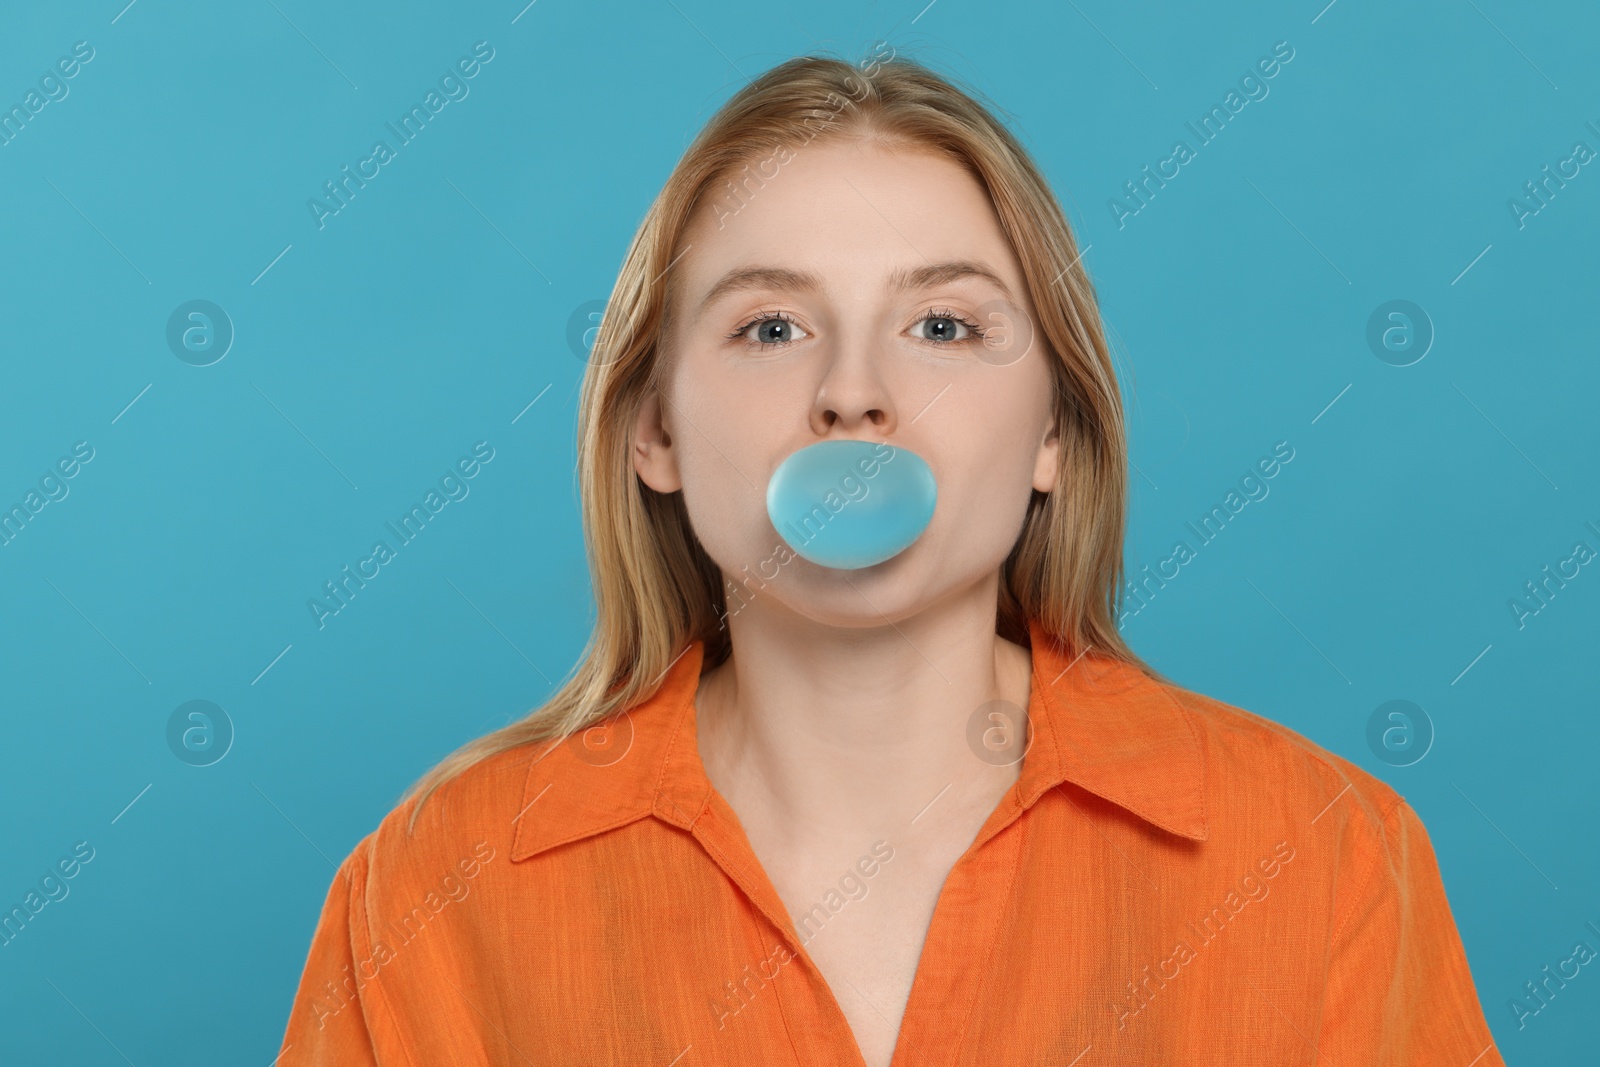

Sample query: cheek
[671,397,783,566]
[937,449,1037,548]
[925,387,1049,549]
[677,457,756,559]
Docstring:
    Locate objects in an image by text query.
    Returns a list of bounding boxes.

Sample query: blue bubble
[765,440,936,570]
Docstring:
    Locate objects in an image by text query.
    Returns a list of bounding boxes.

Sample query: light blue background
[1,0,1595,1062]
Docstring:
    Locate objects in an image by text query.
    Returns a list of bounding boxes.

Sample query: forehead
[672,138,1025,317]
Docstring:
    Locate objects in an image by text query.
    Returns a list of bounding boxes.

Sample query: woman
[278,51,1504,1066]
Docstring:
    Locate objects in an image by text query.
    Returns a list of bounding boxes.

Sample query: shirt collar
[510,616,1208,862]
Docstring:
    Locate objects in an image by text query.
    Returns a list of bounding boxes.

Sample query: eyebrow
[694,260,1014,318]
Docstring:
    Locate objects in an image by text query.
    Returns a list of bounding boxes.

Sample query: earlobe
[633,388,683,493]
[1031,422,1060,493]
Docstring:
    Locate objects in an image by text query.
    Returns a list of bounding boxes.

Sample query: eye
[730,310,810,348]
[911,307,984,345]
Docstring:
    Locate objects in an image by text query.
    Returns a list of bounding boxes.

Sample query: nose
[809,336,897,439]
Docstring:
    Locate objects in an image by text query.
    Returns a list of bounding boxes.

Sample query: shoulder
[1153,674,1408,842]
[334,743,542,907]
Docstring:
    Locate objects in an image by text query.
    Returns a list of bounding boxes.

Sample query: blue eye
[731,311,809,347]
[916,316,966,342]
[913,307,982,344]
[727,307,985,349]
[753,319,796,344]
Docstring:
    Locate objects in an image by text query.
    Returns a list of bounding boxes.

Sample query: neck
[694,582,1032,855]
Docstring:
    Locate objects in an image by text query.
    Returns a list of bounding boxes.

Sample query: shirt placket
[681,789,861,1065]
[681,779,1034,1067]
[886,795,1031,1067]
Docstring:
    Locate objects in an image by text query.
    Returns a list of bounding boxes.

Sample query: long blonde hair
[402,48,1159,830]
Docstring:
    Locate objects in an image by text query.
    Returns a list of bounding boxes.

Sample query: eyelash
[726,307,987,349]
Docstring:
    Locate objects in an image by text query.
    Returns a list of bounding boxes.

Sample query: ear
[1031,413,1060,494]
[633,387,683,493]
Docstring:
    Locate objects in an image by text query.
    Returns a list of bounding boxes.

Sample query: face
[633,137,1059,629]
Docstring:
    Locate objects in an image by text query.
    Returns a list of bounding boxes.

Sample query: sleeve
[275,839,395,1067]
[1317,798,1505,1065]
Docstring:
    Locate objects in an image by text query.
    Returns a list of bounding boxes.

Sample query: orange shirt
[277,617,1505,1065]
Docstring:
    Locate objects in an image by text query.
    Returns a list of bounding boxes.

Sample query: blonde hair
[402,48,1160,830]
